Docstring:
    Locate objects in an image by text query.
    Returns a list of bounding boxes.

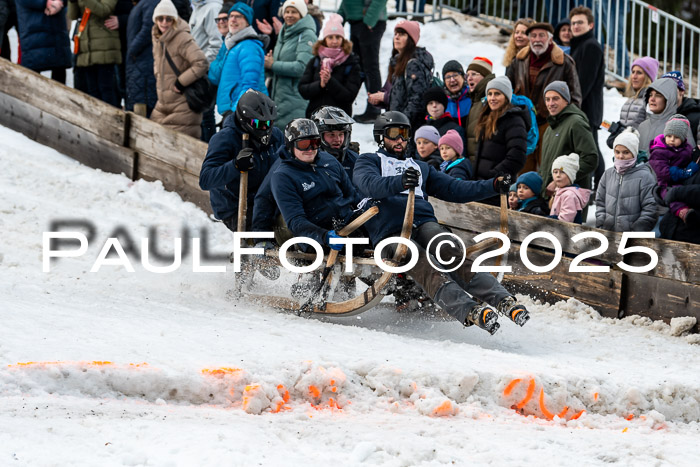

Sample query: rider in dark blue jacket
[353,111,530,335]
[199,90,283,231]
[270,119,361,248]
[311,106,359,179]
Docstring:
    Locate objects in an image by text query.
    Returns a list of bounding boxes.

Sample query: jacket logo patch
[302,181,316,191]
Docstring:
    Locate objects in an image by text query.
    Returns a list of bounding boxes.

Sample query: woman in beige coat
[151,0,208,138]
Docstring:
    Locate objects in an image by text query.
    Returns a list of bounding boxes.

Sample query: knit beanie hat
[153,0,178,22]
[664,114,691,141]
[220,2,235,15]
[422,86,448,108]
[282,0,307,17]
[322,13,345,39]
[396,20,420,45]
[661,71,685,91]
[515,171,543,195]
[467,57,493,77]
[438,129,464,156]
[631,57,659,81]
[509,183,518,193]
[544,80,571,103]
[551,152,579,184]
[613,127,640,157]
[414,125,440,145]
[229,2,253,26]
[442,60,464,78]
[485,76,513,102]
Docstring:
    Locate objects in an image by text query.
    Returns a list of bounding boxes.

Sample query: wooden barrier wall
[1,58,698,325]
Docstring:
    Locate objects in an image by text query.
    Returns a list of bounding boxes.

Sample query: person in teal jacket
[264,0,316,129]
[208,2,268,117]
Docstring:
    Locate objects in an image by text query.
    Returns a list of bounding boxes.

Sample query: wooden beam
[432,199,700,284]
[0,92,134,177]
[0,58,125,146]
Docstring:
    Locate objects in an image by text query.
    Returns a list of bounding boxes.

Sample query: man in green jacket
[539,81,598,197]
[338,0,386,122]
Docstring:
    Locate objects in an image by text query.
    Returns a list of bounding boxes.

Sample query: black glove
[401,167,420,189]
[235,147,255,172]
[493,173,513,194]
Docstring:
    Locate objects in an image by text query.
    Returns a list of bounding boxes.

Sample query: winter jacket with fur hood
[151,19,209,138]
[506,43,582,126]
[595,163,658,232]
[269,14,317,129]
[68,0,122,67]
[638,78,697,152]
[298,40,362,117]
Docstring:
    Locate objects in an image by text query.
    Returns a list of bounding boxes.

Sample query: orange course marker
[515,379,536,410]
[503,378,522,396]
[309,385,321,398]
[570,410,585,420]
[625,414,634,421]
[431,400,454,417]
[538,388,568,420]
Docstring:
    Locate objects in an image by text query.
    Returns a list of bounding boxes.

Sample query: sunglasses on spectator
[155,16,174,23]
[251,119,271,130]
[294,138,322,151]
[215,17,228,24]
[383,126,410,141]
[229,13,245,20]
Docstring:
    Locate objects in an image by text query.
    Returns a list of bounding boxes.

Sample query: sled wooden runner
[245,190,416,316]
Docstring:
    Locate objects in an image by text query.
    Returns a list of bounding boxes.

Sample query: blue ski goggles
[251,119,272,130]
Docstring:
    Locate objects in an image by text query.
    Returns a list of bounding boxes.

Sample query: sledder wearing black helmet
[311,106,359,177]
[235,90,279,146]
[199,90,284,232]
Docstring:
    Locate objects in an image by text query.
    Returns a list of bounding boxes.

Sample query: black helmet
[373,111,411,144]
[235,90,278,145]
[311,106,355,159]
[284,118,320,152]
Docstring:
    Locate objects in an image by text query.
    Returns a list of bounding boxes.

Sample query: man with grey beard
[506,22,581,173]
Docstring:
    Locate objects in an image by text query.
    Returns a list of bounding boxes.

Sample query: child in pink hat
[438,129,472,180]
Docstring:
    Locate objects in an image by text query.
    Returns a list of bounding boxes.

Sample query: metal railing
[437,0,700,97]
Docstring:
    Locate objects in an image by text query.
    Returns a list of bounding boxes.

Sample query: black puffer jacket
[381,46,435,131]
[298,52,362,118]
[473,106,529,180]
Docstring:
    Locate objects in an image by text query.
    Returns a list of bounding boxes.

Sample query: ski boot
[466,304,500,335]
[497,296,530,326]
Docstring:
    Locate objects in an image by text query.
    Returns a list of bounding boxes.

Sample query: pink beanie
[395,20,420,45]
[322,13,345,40]
[631,56,659,81]
[438,129,463,156]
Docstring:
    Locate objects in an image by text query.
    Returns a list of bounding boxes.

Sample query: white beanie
[551,152,579,184]
[613,127,640,158]
[153,0,178,22]
[282,0,307,17]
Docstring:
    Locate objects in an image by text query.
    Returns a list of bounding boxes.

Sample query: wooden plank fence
[1,57,698,327]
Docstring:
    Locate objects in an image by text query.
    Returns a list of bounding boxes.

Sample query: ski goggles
[251,119,272,130]
[294,138,322,151]
[383,126,410,141]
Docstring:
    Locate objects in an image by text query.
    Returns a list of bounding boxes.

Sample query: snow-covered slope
[2,14,699,467]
